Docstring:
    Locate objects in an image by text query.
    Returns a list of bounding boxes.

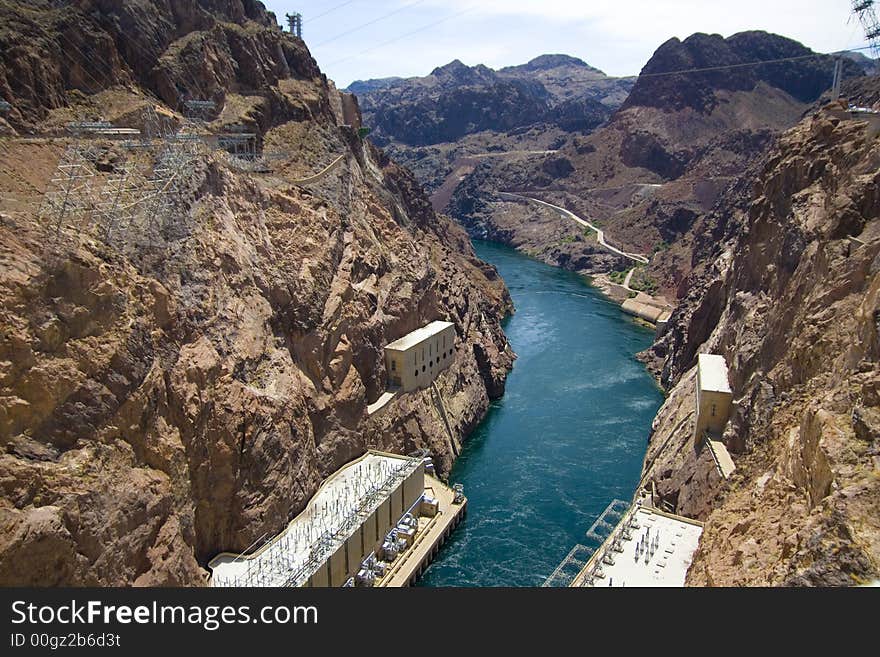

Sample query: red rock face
[0,2,514,585]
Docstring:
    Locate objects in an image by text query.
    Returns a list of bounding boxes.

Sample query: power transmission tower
[831,57,844,99]
[286,12,303,38]
[853,1,880,58]
[97,161,141,241]
[40,145,98,237]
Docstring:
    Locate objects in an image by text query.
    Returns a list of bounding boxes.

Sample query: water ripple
[419,242,662,587]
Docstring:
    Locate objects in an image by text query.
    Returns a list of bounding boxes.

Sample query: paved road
[500,192,650,265]
[468,149,559,159]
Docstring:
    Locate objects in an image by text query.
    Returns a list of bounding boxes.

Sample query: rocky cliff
[347,55,633,197]
[638,88,880,585]
[0,0,514,585]
[351,55,630,149]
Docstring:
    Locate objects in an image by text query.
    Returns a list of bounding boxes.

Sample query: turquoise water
[419,241,663,587]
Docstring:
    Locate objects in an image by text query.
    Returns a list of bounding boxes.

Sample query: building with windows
[384,321,456,392]
[693,354,733,443]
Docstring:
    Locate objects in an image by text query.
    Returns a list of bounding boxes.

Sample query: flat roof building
[570,505,704,587]
[694,353,733,443]
[385,321,456,393]
[209,451,425,588]
[694,353,736,477]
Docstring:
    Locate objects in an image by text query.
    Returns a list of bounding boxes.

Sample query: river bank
[419,240,664,586]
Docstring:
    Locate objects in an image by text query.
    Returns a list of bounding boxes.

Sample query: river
[419,241,663,587]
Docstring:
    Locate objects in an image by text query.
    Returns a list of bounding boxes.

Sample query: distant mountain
[346,55,633,148]
[624,31,863,113]
[446,31,867,296]
[346,77,404,95]
[497,54,625,107]
[839,50,879,76]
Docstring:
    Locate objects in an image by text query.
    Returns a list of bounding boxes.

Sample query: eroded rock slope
[640,91,880,585]
[0,0,514,585]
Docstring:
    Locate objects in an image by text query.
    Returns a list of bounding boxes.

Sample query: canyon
[0,0,878,588]
[0,0,513,585]
[354,34,880,585]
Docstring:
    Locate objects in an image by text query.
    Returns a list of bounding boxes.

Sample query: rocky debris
[0,2,514,586]
[639,98,880,585]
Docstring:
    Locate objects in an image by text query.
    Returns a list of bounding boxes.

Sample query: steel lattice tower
[286,12,302,38]
[853,0,880,57]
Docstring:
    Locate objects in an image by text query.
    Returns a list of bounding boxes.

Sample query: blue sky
[262,1,870,87]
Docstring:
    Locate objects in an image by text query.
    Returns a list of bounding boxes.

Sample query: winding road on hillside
[498,192,650,264]
[430,150,559,212]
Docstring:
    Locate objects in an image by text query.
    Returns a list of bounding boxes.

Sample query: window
[414,371,418,378]
[422,365,426,373]
[391,360,396,371]
[711,404,716,417]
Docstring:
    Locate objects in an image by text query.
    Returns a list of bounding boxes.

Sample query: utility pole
[286,12,302,39]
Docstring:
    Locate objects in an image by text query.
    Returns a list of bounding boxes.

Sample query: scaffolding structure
[211,452,426,588]
[541,498,632,587]
[96,161,140,241]
[39,144,98,236]
[38,106,203,250]
[853,1,880,58]
[182,99,217,122]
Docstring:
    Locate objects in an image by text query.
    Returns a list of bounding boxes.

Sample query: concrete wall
[404,467,425,511]
[385,324,456,392]
[363,509,378,555]
[328,544,347,587]
[391,482,404,520]
[621,298,665,323]
[308,562,329,587]
[694,388,732,443]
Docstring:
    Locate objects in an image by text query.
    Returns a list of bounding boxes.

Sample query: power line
[324,6,477,68]
[314,0,428,48]
[304,1,359,24]
[605,45,877,81]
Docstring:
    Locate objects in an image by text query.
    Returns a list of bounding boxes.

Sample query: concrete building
[693,353,733,444]
[384,321,456,392]
[209,451,426,588]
